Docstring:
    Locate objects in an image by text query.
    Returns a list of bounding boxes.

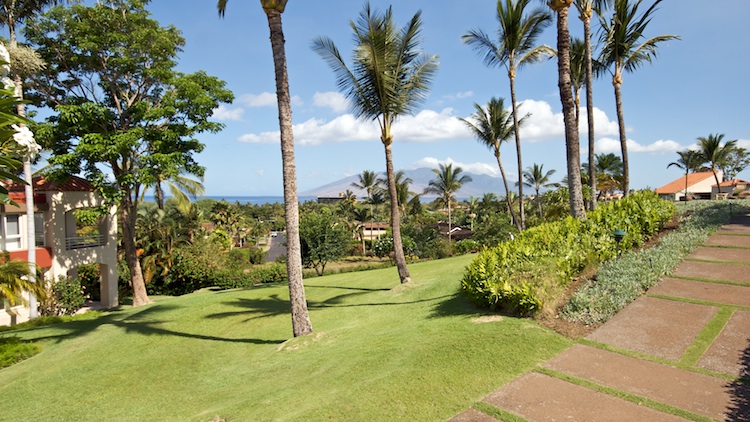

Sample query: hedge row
[460,191,676,316]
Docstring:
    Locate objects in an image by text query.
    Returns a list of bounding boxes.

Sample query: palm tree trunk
[383,141,411,284]
[447,197,452,243]
[536,186,543,218]
[121,196,151,307]
[684,169,689,200]
[583,12,597,210]
[155,182,164,210]
[554,3,586,219]
[267,8,312,337]
[712,168,721,199]
[509,73,525,230]
[613,73,629,197]
[495,153,521,231]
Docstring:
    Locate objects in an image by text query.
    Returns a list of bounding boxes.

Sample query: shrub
[246,246,266,265]
[461,191,675,317]
[78,264,101,301]
[454,239,479,255]
[38,276,86,316]
[213,263,287,289]
[0,336,41,369]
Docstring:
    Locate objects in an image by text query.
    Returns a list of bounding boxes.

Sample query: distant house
[712,179,750,199]
[362,222,389,240]
[655,171,720,201]
[0,176,118,326]
[436,223,474,241]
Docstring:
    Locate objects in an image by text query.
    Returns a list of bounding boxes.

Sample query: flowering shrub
[38,276,86,316]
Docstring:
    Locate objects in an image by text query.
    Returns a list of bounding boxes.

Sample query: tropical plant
[521,163,557,218]
[142,171,205,213]
[299,208,351,276]
[218,0,312,336]
[545,0,586,219]
[667,149,702,200]
[718,147,750,182]
[423,163,472,243]
[351,170,378,250]
[0,252,44,310]
[697,133,737,196]
[463,0,553,230]
[313,3,438,284]
[460,97,522,231]
[570,38,586,129]
[596,0,679,197]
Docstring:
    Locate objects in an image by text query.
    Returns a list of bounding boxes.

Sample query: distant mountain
[300,168,510,199]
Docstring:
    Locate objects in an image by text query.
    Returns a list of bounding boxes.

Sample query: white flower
[11,125,41,158]
[0,43,9,76]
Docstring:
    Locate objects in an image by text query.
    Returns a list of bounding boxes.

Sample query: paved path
[450,213,750,421]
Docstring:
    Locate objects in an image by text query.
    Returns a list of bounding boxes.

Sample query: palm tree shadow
[429,291,491,318]
[725,341,750,421]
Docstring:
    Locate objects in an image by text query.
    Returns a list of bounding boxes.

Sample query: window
[35,213,45,247]
[1,214,22,251]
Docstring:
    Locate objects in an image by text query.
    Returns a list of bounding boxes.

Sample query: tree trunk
[121,196,151,307]
[712,168,721,199]
[267,9,313,337]
[509,73,525,230]
[536,186,543,218]
[155,182,164,209]
[613,72,629,197]
[447,197,452,243]
[554,4,586,219]
[583,12,597,210]
[383,141,411,284]
[495,152,521,231]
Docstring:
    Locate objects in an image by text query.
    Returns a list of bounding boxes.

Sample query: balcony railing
[66,234,106,250]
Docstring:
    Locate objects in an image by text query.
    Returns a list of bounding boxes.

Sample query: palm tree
[570,38,586,130]
[460,97,522,231]
[0,252,44,324]
[545,0,586,219]
[141,171,205,213]
[521,163,557,218]
[424,163,472,243]
[667,149,702,201]
[592,152,623,197]
[313,3,438,284]
[218,0,312,337]
[351,170,378,249]
[596,0,679,197]
[379,170,414,222]
[463,0,553,230]
[697,134,737,197]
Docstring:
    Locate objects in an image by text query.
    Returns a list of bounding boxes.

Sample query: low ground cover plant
[563,200,745,324]
[461,191,675,316]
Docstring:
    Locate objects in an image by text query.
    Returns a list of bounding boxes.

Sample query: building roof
[5,175,96,193]
[655,171,715,195]
[713,179,750,188]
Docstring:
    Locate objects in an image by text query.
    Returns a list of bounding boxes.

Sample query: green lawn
[0,254,570,421]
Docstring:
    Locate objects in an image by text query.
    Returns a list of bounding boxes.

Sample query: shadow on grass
[12,302,285,345]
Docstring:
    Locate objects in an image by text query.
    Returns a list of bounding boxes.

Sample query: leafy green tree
[313,3,438,284]
[521,163,557,218]
[26,0,233,307]
[424,163,472,243]
[718,147,750,181]
[300,208,350,276]
[596,0,679,196]
[461,97,522,231]
[697,133,737,196]
[545,0,586,219]
[667,149,701,200]
[463,0,553,230]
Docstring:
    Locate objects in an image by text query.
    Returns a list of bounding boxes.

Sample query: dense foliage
[461,191,675,316]
[38,276,86,316]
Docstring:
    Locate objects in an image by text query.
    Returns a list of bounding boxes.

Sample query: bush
[213,263,287,289]
[0,336,41,369]
[461,191,676,317]
[453,239,479,255]
[38,276,86,316]
[78,264,101,301]
[246,246,266,265]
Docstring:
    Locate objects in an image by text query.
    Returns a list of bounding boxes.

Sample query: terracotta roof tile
[714,179,750,188]
[5,176,95,193]
[655,171,716,195]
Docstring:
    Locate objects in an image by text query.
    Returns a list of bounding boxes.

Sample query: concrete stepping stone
[447,408,499,422]
[649,278,750,308]
[544,344,741,420]
[688,246,750,263]
[704,234,750,248]
[671,260,750,284]
[586,296,717,360]
[698,310,750,377]
[483,372,684,421]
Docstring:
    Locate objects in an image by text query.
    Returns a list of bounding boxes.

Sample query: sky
[25,1,750,196]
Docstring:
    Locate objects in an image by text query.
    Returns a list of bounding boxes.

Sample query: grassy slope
[0,254,570,421]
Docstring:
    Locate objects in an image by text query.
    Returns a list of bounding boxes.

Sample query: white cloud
[442,91,474,101]
[409,157,501,178]
[313,91,349,113]
[212,105,244,121]
[515,99,619,141]
[238,91,303,107]
[736,139,750,149]
[596,137,682,155]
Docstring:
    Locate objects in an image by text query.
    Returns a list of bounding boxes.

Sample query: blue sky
[36,1,750,196]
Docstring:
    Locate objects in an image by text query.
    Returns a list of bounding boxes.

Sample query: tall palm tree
[574,0,613,210]
[545,0,586,219]
[379,170,414,222]
[1,0,66,319]
[521,163,557,218]
[667,149,701,201]
[218,0,312,337]
[351,169,378,249]
[697,134,737,197]
[423,163,472,243]
[596,0,679,197]
[141,171,205,213]
[313,3,438,284]
[460,97,522,231]
[570,38,586,130]
[463,0,553,230]
[591,152,623,197]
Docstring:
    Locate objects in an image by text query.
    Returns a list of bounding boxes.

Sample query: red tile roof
[5,176,95,192]
[655,171,715,195]
[713,179,750,188]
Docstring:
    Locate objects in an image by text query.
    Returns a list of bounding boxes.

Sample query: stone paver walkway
[449,213,750,421]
